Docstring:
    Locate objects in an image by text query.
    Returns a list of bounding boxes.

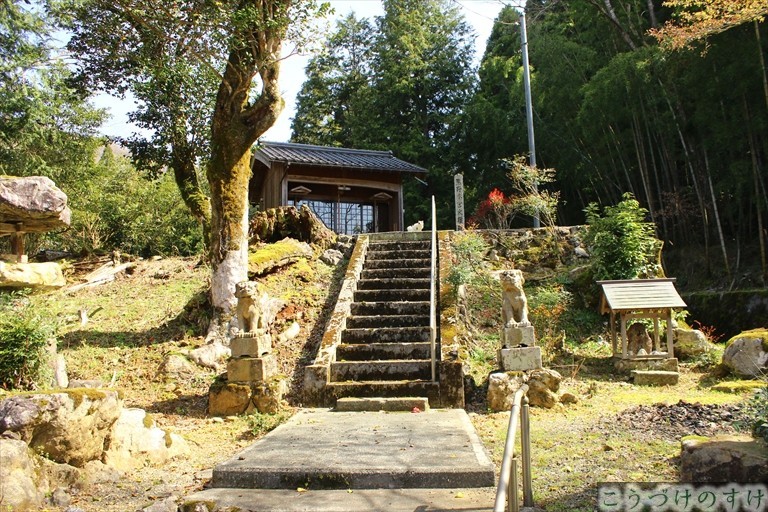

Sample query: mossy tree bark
[206,34,286,339]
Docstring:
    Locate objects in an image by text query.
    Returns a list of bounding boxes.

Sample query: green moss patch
[712,380,767,393]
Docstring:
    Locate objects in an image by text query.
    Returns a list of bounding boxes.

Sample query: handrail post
[429,196,437,382]
[521,396,533,506]
[509,458,519,512]
[493,385,529,512]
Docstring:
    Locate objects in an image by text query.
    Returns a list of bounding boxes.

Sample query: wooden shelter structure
[598,278,687,360]
[251,142,427,234]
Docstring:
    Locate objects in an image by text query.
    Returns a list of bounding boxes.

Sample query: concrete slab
[212,409,495,490]
[182,487,496,512]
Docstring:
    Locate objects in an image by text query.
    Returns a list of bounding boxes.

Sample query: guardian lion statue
[235,280,264,333]
[499,269,531,328]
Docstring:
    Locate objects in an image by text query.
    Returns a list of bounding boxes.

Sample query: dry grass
[12,252,756,512]
[20,255,342,512]
[470,359,753,512]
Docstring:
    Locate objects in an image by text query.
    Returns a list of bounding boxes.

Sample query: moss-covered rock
[249,205,335,249]
[722,329,768,378]
[248,237,313,276]
[711,380,767,393]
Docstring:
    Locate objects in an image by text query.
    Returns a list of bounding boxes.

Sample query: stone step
[350,301,430,316]
[357,277,431,291]
[334,396,430,412]
[337,342,432,361]
[368,240,431,251]
[326,380,441,402]
[183,488,496,512]
[354,289,430,302]
[341,326,431,344]
[363,258,431,270]
[346,314,430,329]
[366,249,431,261]
[330,360,432,382]
[631,370,680,386]
[362,267,431,279]
[205,409,493,491]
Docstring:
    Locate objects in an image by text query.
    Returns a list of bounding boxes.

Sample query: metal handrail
[494,384,533,512]
[429,196,437,382]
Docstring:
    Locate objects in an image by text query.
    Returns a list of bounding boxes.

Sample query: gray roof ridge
[259,140,394,158]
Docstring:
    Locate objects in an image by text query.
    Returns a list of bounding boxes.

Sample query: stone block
[501,326,536,347]
[615,357,678,373]
[231,333,272,357]
[498,346,542,372]
[438,360,464,409]
[208,381,251,417]
[681,435,768,483]
[227,355,277,383]
[247,378,287,414]
[631,370,679,386]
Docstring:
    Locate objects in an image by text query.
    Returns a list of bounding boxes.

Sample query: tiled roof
[254,141,427,174]
[598,279,687,312]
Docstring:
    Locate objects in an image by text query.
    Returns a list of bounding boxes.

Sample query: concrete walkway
[183,408,497,511]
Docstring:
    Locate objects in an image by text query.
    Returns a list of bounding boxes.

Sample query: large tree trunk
[204,24,286,341]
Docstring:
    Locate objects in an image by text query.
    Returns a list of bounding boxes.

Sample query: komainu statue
[234,281,265,333]
[500,269,531,328]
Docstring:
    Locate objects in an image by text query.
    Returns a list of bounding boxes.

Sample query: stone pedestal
[501,325,536,348]
[498,346,542,372]
[227,354,278,383]
[231,330,272,357]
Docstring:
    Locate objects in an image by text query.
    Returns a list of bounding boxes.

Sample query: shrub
[447,231,490,290]
[41,147,204,257]
[738,385,768,443]
[583,193,661,281]
[0,294,56,390]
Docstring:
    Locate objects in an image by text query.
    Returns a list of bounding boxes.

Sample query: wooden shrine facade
[251,142,427,234]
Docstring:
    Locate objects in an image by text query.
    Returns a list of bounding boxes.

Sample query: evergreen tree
[291,14,374,147]
[368,0,475,226]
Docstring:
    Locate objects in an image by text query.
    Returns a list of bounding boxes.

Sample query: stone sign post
[454,173,464,231]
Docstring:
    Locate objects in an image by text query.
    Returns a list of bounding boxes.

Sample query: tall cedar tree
[291,0,475,227]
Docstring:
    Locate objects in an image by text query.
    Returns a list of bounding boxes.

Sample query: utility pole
[519,9,540,228]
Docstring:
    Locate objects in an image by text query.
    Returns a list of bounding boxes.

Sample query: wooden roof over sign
[598,278,687,314]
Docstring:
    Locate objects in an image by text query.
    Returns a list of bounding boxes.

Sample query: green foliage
[738,385,768,443]
[0,293,56,390]
[584,193,661,281]
[0,1,106,178]
[291,0,476,227]
[246,410,292,437]
[446,231,490,290]
[42,148,203,257]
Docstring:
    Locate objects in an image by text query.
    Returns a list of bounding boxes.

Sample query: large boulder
[103,408,189,472]
[722,329,768,378]
[673,327,716,360]
[0,176,71,231]
[0,389,122,466]
[680,435,768,483]
[0,261,66,289]
[527,369,563,409]
[487,372,525,412]
[248,237,314,276]
[0,439,44,510]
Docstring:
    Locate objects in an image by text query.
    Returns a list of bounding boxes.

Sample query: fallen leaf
[297,487,308,493]
[455,492,465,499]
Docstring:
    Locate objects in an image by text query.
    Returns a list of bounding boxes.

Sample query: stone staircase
[326,236,441,405]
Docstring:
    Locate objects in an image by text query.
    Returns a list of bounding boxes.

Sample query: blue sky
[93,0,512,142]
